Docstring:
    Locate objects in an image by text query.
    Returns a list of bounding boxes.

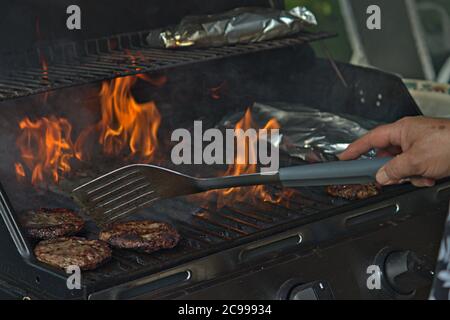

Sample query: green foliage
[285,0,450,63]
[285,0,352,62]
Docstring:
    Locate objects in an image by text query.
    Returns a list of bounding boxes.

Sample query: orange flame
[35,17,49,81]
[36,47,49,82]
[203,108,287,209]
[210,81,228,100]
[75,75,163,163]
[97,76,161,162]
[15,163,26,181]
[16,75,164,186]
[16,116,74,185]
[41,56,48,79]
[124,50,148,72]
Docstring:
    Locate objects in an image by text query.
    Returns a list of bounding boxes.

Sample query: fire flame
[15,116,75,185]
[124,50,148,72]
[75,75,164,163]
[210,81,228,100]
[16,75,164,186]
[97,75,162,162]
[14,163,26,181]
[204,108,287,209]
[35,17,49,81]
[40,55,49,81]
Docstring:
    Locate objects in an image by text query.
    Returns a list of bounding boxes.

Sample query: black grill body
[0,1,448,300]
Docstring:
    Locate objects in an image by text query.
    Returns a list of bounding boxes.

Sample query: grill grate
[81,187,335,286]
[0,30,334,102]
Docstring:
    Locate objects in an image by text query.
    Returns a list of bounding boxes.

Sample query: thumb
[376,154,417,185]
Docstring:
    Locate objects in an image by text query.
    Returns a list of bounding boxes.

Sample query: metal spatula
[72,158,391,226]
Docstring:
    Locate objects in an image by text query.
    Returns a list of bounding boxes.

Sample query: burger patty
[326,184,380,200]
[20,208,85,240]
[99,221,180,253]
[34,237,112,271]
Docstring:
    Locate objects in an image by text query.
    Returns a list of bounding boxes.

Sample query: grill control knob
[289,286,318,300]
[278,280,334,300]
[383,250,434,296]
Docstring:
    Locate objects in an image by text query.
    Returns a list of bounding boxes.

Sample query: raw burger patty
[34,237,112,271]
[326,184,380,200]
[20,208,85,240]
[99,221,180,253]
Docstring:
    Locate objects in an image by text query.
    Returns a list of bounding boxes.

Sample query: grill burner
[0,31,332,102]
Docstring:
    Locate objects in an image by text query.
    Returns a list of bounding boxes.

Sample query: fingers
[338,117,446,188]
[375,153,430,186]
[409,178,435,188]
[339,123,402,160]
[376,154,412,185]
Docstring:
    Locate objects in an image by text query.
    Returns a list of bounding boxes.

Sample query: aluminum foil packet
[220,102,380,163]
[146,6,317,49]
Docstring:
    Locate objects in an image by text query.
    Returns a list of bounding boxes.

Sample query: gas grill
[0,0,449,300]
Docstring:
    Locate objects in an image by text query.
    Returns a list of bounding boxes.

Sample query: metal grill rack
[80,186,336,290]
[0,30,334,102]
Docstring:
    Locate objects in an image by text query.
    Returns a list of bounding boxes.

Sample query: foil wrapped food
[146,6,317,49]
[220,102,380,163]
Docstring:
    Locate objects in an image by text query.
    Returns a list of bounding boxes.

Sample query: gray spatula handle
[279,157,391,187]
[198,158,392,191]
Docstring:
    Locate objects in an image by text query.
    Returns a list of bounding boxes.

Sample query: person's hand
[339,116,450,187]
